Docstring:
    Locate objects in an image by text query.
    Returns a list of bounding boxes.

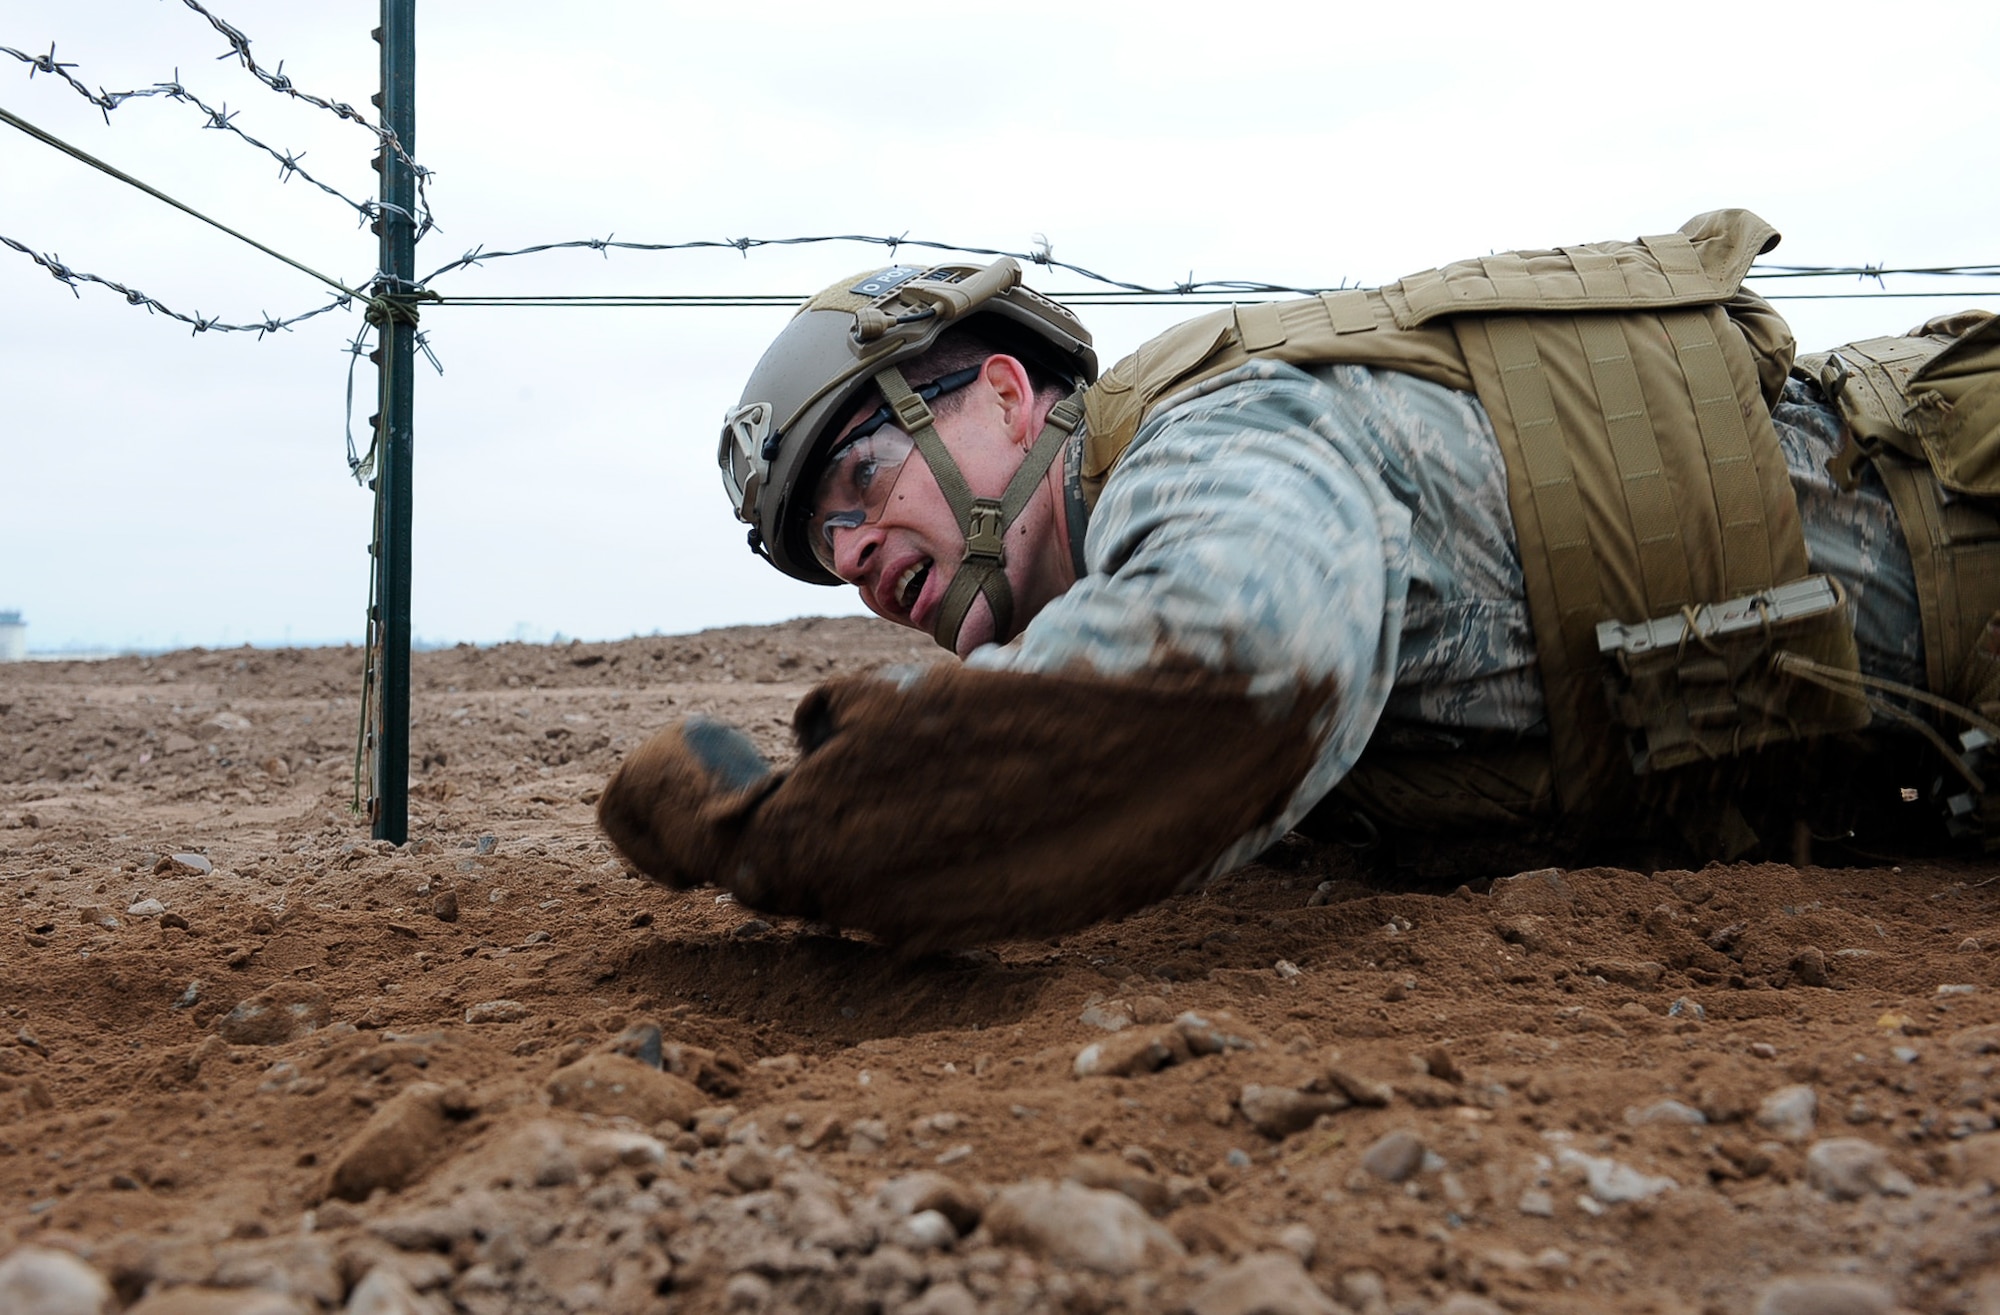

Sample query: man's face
[818,357,1063,656]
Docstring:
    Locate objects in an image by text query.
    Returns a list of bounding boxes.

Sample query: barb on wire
[1,231,352,334]
[172,0,435,237]
[2,45,414,231]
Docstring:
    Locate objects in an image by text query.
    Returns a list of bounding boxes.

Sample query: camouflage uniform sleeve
[1772,378,1928,693]
[969,360,1438,882]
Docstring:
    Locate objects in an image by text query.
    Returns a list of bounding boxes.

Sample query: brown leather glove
[600,664,1331,954]
[595,717,780,890]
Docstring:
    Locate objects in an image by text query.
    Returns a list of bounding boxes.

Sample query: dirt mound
[4,616,1999,1313]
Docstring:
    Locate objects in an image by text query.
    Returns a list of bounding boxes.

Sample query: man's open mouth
[894,559,932,613]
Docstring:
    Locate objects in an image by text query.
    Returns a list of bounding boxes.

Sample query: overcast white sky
[3,0,1996,653]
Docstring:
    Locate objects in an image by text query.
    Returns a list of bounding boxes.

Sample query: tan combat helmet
[719,258,1096,651]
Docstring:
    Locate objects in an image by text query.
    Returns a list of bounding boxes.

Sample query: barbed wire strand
[171,0,436,237]
[417,231,2000,300]
[8,211,2000,343]
[0,231,351,334]
[1,43,416,232]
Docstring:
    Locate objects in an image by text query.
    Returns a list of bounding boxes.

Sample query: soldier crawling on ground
[596,210,2000,951]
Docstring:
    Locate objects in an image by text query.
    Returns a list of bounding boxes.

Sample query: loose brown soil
[3,617,1999,1314]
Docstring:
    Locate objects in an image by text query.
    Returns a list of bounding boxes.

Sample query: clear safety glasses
[805,365,982,573]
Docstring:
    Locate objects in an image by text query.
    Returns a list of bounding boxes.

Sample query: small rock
[983,1180,1183,1275]
[1359,1130,1426,1183]
[1667,997,1706,1020]
[1753,1276,1894,1315]
[1584,958,1665,989]
[1066,1153,1170,1216]
[1239,1084,1349,1138]
[546,1053,703,1128]
[848,1118,889,1155]
[0,1244,114,1315]
[1318,1065,1394,1107]
[345,1265,444,1315]
[1791,947,1829,986]
[216,982,329,1045]
[323,1082,462,1202]
[1276,1223,1317,1265]
[890,1210,958,1252]
[430,891,458,923]
[1627,1099,1707,1127]
[76,906,119,930]
[1273,959,1302,980]
[904,1282,979,1315]
[1073,1025,1189,1078]
[1517,1188,1555,1217]
[1557,1148,1675,1203]
[1938,983,1978,997]
[876,1171,982,1234]
[722,1272,772,1312]
[1176,1011,1256,1055]
[1419,1045,1463,1082]
[1805,1139,1914,1201]
[1336,1271,1388,1313]
[722,1143,775,1192]
[1756,1085,1820,1142]
[1496,913,1551,951]
[1185,1251,1342,1315]
[463,1000,529,1025]
[127,898,167,918]
[156,852,215,876]
[1079,999,1135,1032]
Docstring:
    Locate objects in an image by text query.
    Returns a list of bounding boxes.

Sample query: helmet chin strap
[873,366,1084,654]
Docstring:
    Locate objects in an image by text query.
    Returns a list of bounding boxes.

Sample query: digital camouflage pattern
[969,362,1926,885]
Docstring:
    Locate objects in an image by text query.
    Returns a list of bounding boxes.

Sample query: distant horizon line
[5,614,879,661]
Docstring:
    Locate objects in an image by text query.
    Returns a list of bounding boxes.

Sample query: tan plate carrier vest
[1077,209,1897,852]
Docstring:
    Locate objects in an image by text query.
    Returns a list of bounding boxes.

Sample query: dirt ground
[4,616,2000,1315]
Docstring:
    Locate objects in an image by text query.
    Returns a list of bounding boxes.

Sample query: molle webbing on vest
[1801,313,2000,716]
[1079,209,1865,825]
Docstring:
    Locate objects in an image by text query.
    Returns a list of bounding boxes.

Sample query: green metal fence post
[372,0,416,844]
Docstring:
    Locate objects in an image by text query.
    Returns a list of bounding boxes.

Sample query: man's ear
[981,354,1039,448]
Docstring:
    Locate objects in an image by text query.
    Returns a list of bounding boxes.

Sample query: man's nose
[830,521,881,583]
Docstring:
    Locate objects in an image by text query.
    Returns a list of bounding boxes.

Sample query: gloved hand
[595,717,778,889]
[599,662,1332,954]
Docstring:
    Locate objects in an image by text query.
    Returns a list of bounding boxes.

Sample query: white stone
[1078,1000,1134,1032]
[127,898,168,918]
[1756,1085,1820,1142]
[982,1180,1183,1275]
[1276,1222,1317,1265]
[346,1266,449,1315]
[1804,1139,1914,1201]
[1557,1148,1675,1203]
[0,1246,113,1315]
[891,1209,957,1252]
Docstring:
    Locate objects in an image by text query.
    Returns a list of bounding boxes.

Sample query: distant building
[0,612,22,662]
